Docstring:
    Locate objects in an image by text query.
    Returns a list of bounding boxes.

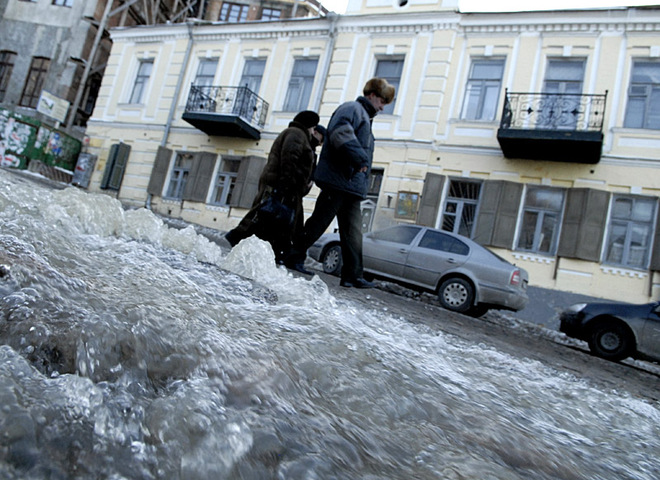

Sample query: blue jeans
[292,187,364,281]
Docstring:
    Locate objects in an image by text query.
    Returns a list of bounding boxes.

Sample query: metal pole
[66,0,114,128]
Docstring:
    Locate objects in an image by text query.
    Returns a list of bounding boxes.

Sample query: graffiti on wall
[0,111,34,168]
[0,107,81,171]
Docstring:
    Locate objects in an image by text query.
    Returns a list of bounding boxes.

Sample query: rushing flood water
[1,168,659,479]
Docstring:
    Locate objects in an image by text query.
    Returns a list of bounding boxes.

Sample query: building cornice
[109,7,660,44]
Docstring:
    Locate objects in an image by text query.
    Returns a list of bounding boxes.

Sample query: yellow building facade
[84,1,660,303]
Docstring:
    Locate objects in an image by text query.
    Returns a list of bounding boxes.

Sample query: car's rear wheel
[321,244,342,276]
[587,320,634,362]
[438,277,474,313]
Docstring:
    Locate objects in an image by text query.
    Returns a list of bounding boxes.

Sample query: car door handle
[447,258,456,264]
[398,248,408,253]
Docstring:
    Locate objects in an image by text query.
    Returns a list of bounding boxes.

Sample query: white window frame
[604,195,657,270]
[460,58,505,122]
[624,60,660,130]
[516,186,565,256]
[129,59,154,104]
[194,58,218,87]
[283,58,318,112]
[165,153,194,200]
[374,57,404,115]
[210,158,241,206]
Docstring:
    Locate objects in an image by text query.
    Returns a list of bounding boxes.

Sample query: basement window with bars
[441,180,481,238]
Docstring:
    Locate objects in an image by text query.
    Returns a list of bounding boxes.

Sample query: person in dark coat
[225,110,320,263]
[286,78,395,287]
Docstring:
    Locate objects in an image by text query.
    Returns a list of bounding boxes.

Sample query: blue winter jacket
[314,96,377,199]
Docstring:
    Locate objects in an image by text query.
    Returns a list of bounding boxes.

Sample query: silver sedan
[308,225,529,317]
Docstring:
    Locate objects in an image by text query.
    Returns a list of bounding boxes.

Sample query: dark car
[307,225,529,317]
[560,301,660,362]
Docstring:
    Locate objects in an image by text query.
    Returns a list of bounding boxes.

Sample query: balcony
[497,90,607,164]
[182,85,269,140]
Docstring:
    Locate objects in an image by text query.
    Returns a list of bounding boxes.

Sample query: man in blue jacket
[286,78,395,288]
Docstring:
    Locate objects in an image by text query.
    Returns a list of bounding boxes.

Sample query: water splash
[1,169,659,479]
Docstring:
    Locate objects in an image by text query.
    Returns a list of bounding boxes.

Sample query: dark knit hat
[314,124,327,138]
[293,110,320,129]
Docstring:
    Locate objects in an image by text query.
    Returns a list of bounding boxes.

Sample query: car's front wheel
[587,320,634,362]
[321,244,342,276]
[438,277,474,313]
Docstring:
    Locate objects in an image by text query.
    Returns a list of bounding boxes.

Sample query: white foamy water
[1,168,659,479]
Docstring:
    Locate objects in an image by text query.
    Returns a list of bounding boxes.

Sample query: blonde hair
[363,78,395,104]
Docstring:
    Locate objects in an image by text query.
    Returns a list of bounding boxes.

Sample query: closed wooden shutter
[232,155,266,208]
[100,143,131,190]
[473,180,502,245]
[557,188,609,261]
[147,146,172,196]
[491,181,523,248]
[417,173,445,227]
[648,201,660,271]
[183,152,216,203]
[473,180,522,247]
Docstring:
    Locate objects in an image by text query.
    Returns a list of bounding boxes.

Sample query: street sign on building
[37,91,70,124]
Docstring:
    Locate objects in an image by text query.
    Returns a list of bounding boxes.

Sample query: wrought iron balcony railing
[499,90,607,132]
[184,84,269,129]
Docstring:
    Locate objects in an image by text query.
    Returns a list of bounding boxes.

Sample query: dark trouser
[291,187,364,282]
[226,189,301,263]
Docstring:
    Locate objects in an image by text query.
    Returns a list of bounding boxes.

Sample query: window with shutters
[516,186,565,255]
[441,179,481,238]
[604,195,657,269]
[165,153,194,200]
[624,61,660,130]
[211,157,241,206]
[283,59,318,112]
[460,59,505,122]
[20,57,50,108]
